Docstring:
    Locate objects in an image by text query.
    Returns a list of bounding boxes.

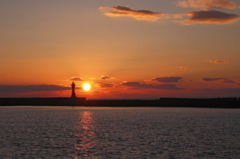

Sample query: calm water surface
[0,106,239,158]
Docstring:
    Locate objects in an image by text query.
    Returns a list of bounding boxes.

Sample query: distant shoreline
[0,97,239,108]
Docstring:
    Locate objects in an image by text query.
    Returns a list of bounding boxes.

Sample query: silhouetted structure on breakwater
[0,97,239,108]
[71,81,77,98]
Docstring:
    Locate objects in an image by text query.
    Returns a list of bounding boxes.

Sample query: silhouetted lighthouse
[71,81,77,98]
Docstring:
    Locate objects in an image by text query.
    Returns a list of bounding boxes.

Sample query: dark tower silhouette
[71,81,77,98]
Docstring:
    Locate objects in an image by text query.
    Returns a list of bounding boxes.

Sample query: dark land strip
[0,97,239,108]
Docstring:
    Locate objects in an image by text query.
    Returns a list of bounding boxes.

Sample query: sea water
[0,106,239,158]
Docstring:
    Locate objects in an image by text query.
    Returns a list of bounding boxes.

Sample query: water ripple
[0,107,239,158]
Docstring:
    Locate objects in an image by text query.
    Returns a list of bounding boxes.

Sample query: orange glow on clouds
[178,0,239,9]
[99,5,163,21]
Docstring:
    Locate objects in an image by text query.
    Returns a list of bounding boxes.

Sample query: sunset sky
[1,0,240,99]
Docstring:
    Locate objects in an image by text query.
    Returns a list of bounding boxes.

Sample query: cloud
[152,77,183,83]
[122,82,185,90]
[179,10,240,25]
[99,5,164,21]
[223,80,236,83]
[180,66,187,70]
[101,75,112,80]
[0,85,71,93]
[99,5,239,25]
[178,0,239,9]
[201,78,236,83]
[95,82,115,88]
[205,59,229,64]
[201,78,227,81]
[71,77,83,81]
[101,75,110,80]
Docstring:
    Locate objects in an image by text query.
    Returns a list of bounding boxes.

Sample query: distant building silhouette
[71,81,77,98]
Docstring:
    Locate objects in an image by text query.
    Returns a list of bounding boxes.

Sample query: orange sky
[1,0,240,99]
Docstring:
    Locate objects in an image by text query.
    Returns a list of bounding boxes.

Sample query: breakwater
[0,97,239,108]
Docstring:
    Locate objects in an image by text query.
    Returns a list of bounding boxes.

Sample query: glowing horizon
[1,0,240,99]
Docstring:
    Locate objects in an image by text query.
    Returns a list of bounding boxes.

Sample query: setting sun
[82,83,91,91]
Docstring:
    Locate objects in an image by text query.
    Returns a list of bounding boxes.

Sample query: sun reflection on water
[74,111,97,158]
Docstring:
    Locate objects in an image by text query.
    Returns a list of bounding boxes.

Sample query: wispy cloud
[201,78,227,81]
[178,0,239,9]
[152,77,183,83]
[205,59,229,64]
[71,77,83,81]
[99,5,239,25]
[122,82,185,90]
[0,85,71,93]
[95,81,115,88]
[201,78,236,83]
[101,75,110,80]
[101,75,113,80]
[179,66,187,70]
[99,5,164,21]
[179,10,240,25]
[223,80,236,83]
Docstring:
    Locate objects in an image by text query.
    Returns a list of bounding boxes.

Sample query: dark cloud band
[180,10,240,24]
[122,82,184,90]
[0,85,71,93]
[152,77,183,83]
[201,78,236,83]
